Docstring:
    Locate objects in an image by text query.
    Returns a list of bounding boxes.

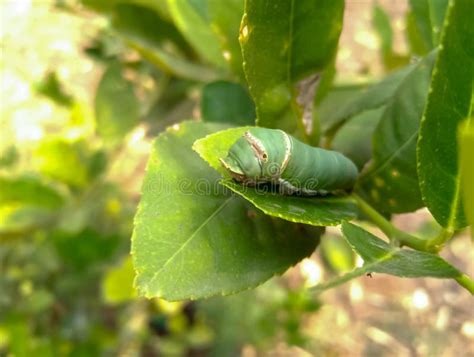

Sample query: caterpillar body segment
[220,128,358,195]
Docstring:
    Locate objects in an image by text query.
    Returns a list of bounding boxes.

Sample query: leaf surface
[201,81,255,125]
[0,176,63,209]
[313,222,463,293]
[459,122,474,237]
[0,176,64,237]
[409,0,434,50]
[322,64,414,135]
[331,107,385,169]
[208,0,245,79]
[409,0,449,49]
[166,0,227,69]
[102,256,137,305]
[417,0,474,230]
[111,4,218,81]
[95,63,139,143]
[133,122,318,300]
[221,181,358,227]
[241,0,344,133]
[356,53,436,213]
[34,139,92,188]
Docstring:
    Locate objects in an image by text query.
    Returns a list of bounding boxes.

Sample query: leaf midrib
[360,131,418,183]
[359,54,435,183]
[147,196,235,289]
[446,84,473,230]
[312,249,396,293]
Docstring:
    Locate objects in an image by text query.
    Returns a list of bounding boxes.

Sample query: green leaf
[0,206,57,238]
[406,10,430,55]
[372,4,409,70]
[192,127,359,226]
[34,139,91,188]
[95,63,139,143]
[201,81,255,125]
[428,0,449,44]
[408,0,449,50]
[317,84,365,131]
[2,317,33,357]
[459,122,474,237]
[81,0,170,18]
[166,0,227,69]
[111,4,219,81]
[313,60,336,105]
[221,181,358,227]
[192,126,252,176]
[208,0,245,79]
[119,34,218,82]
[87,150,108,181]
[53,229,120,272]
[331,106,385,169]
[0,176,63,209]
[0,176,64,236]
[102,256,137,305]
[142,78,196,133]
[408,0,434,50]
[35,72,73,107]
[372,4,393,56]
[132,121,318,300]
[322,64,414,135]
[417,0,474,230]
[342,222,461,277]
[55,182,124,235]
[357,52,436,213]
[311,60,337,145]
[0,146,18,168]
[80,0,117,12]
[111,3,192,56]
[313,222,463,293]
[319,233,355,274]
[240,0,344,134]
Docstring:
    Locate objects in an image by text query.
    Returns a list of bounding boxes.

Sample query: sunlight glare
[412,289,430,310]
[300,258,322,287]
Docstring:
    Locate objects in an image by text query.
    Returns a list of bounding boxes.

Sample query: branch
[352,193,436,252]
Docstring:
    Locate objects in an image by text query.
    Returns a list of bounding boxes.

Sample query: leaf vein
[361,131,418,182]
[147,196,235,289]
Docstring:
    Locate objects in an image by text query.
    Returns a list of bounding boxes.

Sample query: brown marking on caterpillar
[279,130,292,174]
[244,131,268,162]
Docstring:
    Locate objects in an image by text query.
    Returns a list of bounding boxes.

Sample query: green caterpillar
[220,128,358,195]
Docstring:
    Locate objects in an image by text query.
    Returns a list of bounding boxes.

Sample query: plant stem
[426,228,454,251]
[352,194,394,238]
[352,193,435,252]
[455,274,474,295]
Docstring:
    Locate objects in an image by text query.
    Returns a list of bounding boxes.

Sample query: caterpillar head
[219,131,266,183]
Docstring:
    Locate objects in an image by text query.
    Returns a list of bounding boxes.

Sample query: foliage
[131,0,473,300]
[1,0,473,355]
[417,0,473,231]
[356,52,436,213]
[459,122,474,237]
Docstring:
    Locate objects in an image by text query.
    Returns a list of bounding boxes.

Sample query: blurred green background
[0,1,472,356]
